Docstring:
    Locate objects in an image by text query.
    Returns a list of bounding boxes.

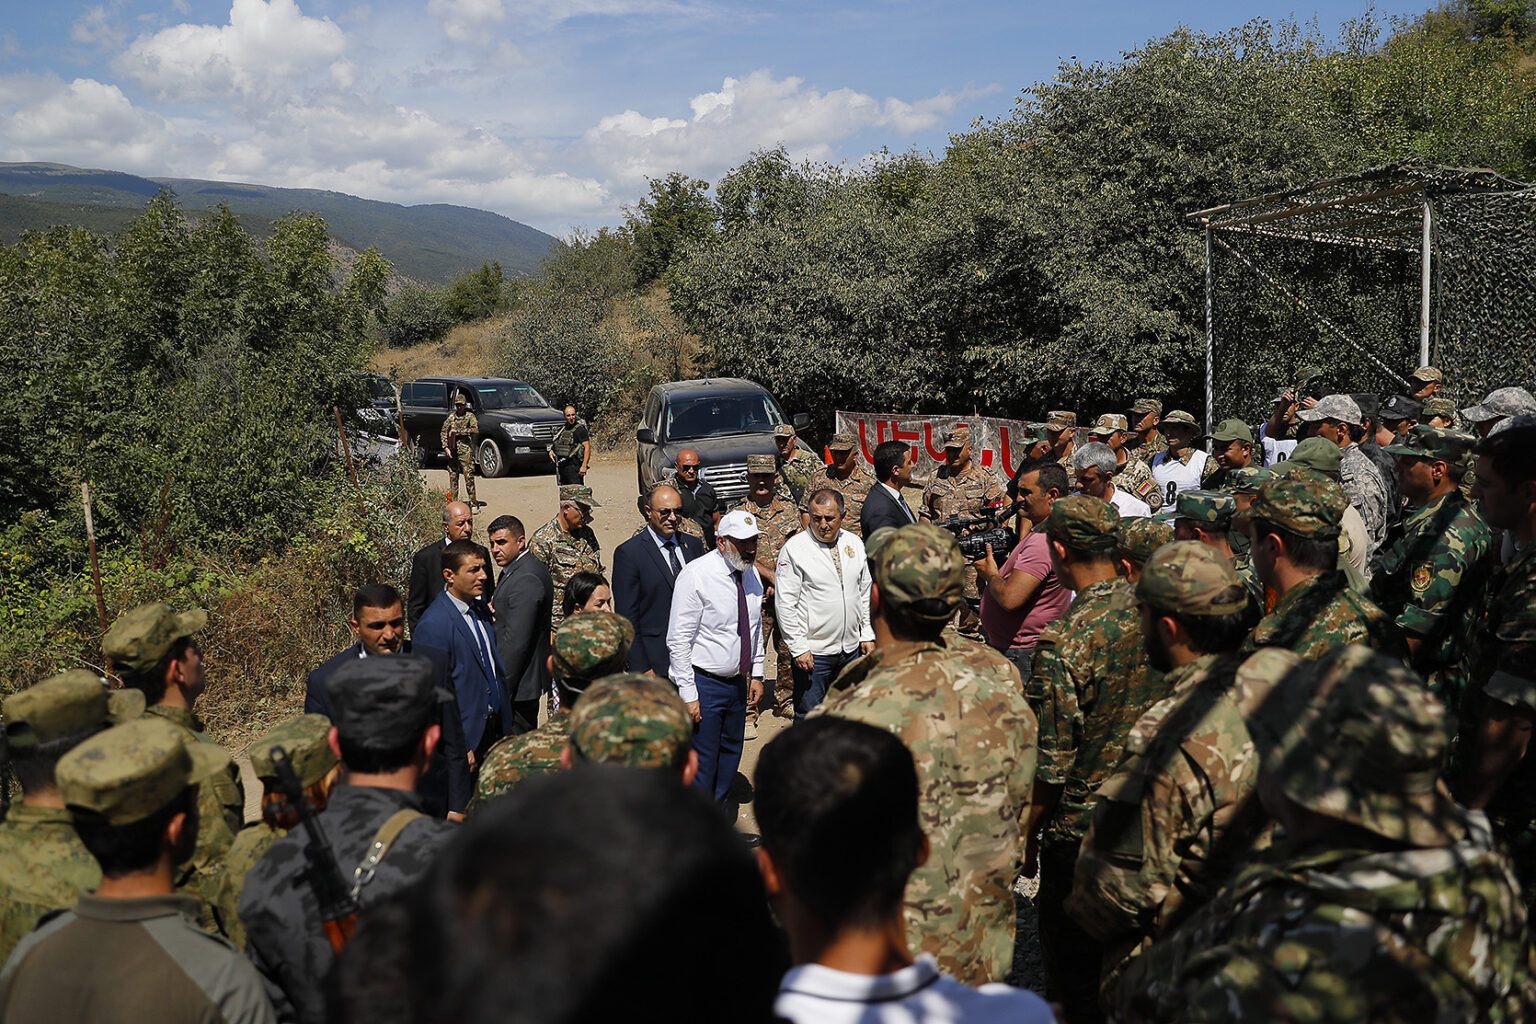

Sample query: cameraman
[975,458,1074,679]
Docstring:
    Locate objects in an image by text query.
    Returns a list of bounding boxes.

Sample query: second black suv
[400,376,567,477]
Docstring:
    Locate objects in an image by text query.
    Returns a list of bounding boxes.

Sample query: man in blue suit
[613,484,706,674]
[305,583,471,816]
[411,539,513,766]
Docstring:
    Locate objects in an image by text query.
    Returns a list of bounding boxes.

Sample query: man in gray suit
[487,514,554,736]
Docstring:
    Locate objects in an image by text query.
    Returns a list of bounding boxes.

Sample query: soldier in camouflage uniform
[103,603,244,934]
[1280,439,1372,588]
[1172,490,1260,606]
[1370,426,1495,705]
[802,432,876,537]
[1114,645,1536,1024]
[1422,394,1458,429]
[1046,411,1079,485]
[1025,496,1163,1023]
[811,524,1036,985]
[1126,398,1167,466]
[566,672,695,777]
[0,670,142,963]
[530,484,605,628]
[735,453,806,723]
[1239,471,1401,660]
[211,714,339,949]
[773,423,821,505]
[1200,418,1254,491]
[1113,515,1173,584]
[1069,546,1284,997]
[1090,414,1162,512]
[921,424,1005,640]
[472,612,633,809]
[241,655,456,1023]
[440,390,479,505]
[1298,394,1390,557]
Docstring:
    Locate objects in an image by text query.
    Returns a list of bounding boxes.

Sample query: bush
[382,284,455,348]
[494,287,624,422]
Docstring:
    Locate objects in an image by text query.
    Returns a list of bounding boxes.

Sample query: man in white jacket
[776,488,875,717]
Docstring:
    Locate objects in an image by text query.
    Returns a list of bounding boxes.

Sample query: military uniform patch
[1411,562,1433,593]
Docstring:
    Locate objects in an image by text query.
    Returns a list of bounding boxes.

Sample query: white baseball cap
[717,509,762,540]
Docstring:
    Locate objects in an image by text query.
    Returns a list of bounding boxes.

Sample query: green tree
[627,172,717,286]
[381,284,454,349]
[444,260,507,322]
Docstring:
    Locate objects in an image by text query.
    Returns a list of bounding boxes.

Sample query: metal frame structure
[1185,161,1530,432]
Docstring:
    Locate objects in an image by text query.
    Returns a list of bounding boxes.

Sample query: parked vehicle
[635,378,810,505]
[399,376,566,477]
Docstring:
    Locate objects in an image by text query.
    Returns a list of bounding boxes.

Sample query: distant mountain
[0,162,556,283]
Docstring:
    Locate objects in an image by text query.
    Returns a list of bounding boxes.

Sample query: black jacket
[491,552,554,704]
[612,529,707,674]
[861,482,916,537]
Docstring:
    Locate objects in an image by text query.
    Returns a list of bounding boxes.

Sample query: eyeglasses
[655,508,683,518]
[677,464,700,471]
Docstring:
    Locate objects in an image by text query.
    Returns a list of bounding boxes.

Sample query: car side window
[645,393,662,433]
[420,382,447,409]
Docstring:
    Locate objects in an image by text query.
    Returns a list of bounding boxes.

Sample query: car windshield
[364,376,394,400]
[664,394,784,441]
[475,383,549,410]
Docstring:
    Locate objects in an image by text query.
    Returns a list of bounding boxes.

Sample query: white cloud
[0,75,187,171]
[427,0,505,43]
[71,3,128,49]
[506,0,710,31]
[116,0,347,99]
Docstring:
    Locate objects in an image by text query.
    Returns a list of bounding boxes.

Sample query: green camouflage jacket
[1467,541,1536,844]
[530,518,603,626]
[470,711,572,810]
[777,448,823,505]
[1068,653,1273,993]
[211,824,283,949]
[1028,578,1164,848]
[1243,570,1402,661]
[803,463,877,536]
[1369,490,1495,703]
[0,804,101,964]
[439,410,478,451]
[1113,817,1536,1023]
[813,637,1037,985]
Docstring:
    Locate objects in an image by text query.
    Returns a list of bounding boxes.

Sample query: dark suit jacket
[676,481,719,546]
[491,552,554,704]
[412,591,512,754]
[407,538,495,631]
[304,641,470,814]
[861,482,916,537]
[612,529,707,673]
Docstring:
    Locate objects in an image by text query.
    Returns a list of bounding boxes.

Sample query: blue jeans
[792,649,859,718]
[691,668,747,805]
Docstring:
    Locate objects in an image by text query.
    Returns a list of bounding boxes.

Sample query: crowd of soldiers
[5,367,1536,1023]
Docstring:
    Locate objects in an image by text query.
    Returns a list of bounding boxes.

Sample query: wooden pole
[334,406,366,515]
[81,482,110,675]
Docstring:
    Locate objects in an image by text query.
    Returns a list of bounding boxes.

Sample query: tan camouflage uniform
[530,518,604,628]
[921,459,1005,637]
[440,406,479,503]
[1116,453,1163,512]
[803,462,876,537]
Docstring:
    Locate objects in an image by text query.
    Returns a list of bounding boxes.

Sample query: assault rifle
[271,746,358,953]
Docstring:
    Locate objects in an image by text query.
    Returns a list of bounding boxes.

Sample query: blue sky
[1,0,1424,234]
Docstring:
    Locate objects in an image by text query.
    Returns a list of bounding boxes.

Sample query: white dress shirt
[667,548,765,702]
[775,529,874,657]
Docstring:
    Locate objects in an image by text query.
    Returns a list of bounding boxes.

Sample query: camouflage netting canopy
[1186,161,1536,426]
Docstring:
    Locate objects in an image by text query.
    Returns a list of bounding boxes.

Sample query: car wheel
[416,437,435,468]
[477,438,506,479]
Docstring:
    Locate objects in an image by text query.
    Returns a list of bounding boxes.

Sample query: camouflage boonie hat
[1243,472,1346,539]
[1380,394,1422,421]
[1421,396,1457,421]
[568,673,692,769]
[249,713,338,787]
[1227,466,1273,495]
[1045,496,1120,552]
[941,424,972,448]
[103,603,208,675]
[1410,365,1443,383]
[326,655,444,749]
[1462,386,1536,424]
[1161,409,1199,431]
[1045,411,1077,431]
[746,453,776,473]
[57,716,229,826]
[1175,489,1236,527]
[869,524,965,623]
[1130,398,1162,416]
[1137,541,1248,617]
[551,611,635,689]
[558,484,601,507]
[3,670,143,752]
[1383,424,1476,463]
[828,432,856,451]
[1283,436,1342,477]
[1089,414,1128,437]
[773,424,796,438]
[1207,418,1253,444]
[1114,516,1174,567]
[1244,645,1459,846]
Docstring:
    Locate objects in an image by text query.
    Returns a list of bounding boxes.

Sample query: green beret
[249,713,337,786]
[1044,496,1120,552]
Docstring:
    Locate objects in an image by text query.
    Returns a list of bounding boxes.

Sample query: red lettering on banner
[922,423,947,462]
[998,427,1016,478]
[980,448,993,468]
[856,418,879,461]
[892,421,921,449]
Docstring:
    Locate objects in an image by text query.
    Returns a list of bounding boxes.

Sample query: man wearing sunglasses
[614,484,708,676]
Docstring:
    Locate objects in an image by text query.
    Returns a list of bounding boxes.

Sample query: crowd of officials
[5,366,1536,1023]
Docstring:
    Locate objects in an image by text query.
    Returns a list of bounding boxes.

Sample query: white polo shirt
[775,956,1055,1024]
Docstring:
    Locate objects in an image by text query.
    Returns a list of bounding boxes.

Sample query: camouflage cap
[828,431,856,451]
[3,671,144,752]
[1380,394,1423,421]
[1136,541,1248,617]
[568,673,692,769]
[1088,414,1129,437]
[1207,418,1253,444]
[325,654,443,750]
[1462,386,1536,424]
[1383,424,1476,462]
[1044,495,1120,552]
[1130,398,1162,416]
[1045,411,1077,431]
[746,453,776,473]
[1245,644,1459,845]
[1020,422,1050,443]
[1114,516,1174,567]
[1296,364,1325,386]
[558,484,601,507]
[1488,413,1536,439]
[1227,466,1273,495]
[57,716,229,826]
[1410,365,1443,383]
[1283,436,1342,478]
[773,424,797,438]
[1174,489,1236,527]
[103,603,208,675]
[1421,395,1457,420]
[249,713,337,787]
[1161,409,1199,431]
[1244,471,1346,539]
[941,424,972,448]
[552,611,635,689]
[1296,393,1362,426]
[869,523,965,622]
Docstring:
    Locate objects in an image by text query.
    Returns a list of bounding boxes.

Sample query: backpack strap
[350,808,427,900]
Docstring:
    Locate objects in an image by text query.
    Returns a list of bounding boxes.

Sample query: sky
[1,0,1425,235]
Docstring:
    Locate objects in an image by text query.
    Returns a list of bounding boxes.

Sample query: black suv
[636,378,809,505]
[400,376,567,477]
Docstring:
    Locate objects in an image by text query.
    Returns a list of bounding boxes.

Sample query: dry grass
[370,317,505,383]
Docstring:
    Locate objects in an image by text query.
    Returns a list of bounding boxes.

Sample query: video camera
[934,504,1019,563]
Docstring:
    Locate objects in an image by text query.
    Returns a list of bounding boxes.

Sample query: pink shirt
[978,530,1073,651]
